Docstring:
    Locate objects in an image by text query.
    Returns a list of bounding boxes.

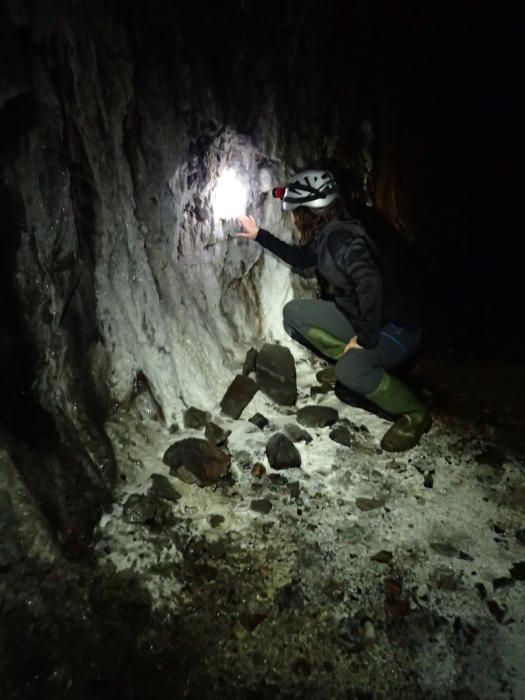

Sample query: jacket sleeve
[255,228,317,269]
[330,231,383,348]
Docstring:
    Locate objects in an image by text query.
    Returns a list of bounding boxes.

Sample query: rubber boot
[365,371,432,451]
[334,380,394,421]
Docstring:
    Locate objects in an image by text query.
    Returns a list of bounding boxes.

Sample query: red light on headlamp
[272,186,286,200]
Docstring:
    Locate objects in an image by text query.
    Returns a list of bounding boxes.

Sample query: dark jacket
[255,214,420,348]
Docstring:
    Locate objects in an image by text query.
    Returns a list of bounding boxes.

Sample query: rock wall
[0,1,371,539]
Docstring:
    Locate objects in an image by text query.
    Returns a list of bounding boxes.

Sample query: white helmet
[272,169,339,211]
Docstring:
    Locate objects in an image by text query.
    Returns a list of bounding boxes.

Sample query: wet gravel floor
[90,355,525,699]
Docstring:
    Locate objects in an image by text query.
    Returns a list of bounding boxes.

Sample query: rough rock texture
[242,347,258,376]
[249,413,269,430]
[297,405,339,428]
[283,422,313,444]
[256,342,297,406]
[122,493,175,527]
[1,2,519,699]
[184,407,211,429]
[204,421,231,446]
[266,433,302,470]
[220,375,259,419]
[163,437,231,486]
[149,474,181,502]
[329,424,354,447]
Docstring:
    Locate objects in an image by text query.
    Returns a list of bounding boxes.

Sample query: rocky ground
[89,343,525,700]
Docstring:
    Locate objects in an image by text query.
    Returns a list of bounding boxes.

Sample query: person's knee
[282,299,302,328]
[335,358,373,395]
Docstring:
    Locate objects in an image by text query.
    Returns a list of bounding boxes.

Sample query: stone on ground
[329,424,353,447]
[220,374,258,419]
[205,421,231,446]
[297,405,339,428]
[122,494,175,527]
[249,413,269,429]
[183,406,211,429]
[163,437,231,486]
[242,347,258,376]
[283,423,313,443]
[149,474,181,502]
[255,343,297,406]
[266,433,301,470]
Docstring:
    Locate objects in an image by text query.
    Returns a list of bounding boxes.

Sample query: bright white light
[212,168,248,220]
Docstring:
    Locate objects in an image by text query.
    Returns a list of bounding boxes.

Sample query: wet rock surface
[220,375,258,419]
[249,413,269,429]
[329,423,354,447]
[122,493,175,527]
[242,347,258,376]
[87,350,525,699]
[149,474,181,502]
[255,343,297,406]
[204,421,231,446]
[297,405,339,427]
[0,0,522,697]
[163,437,231,486]
[265,433,302,470]
[6,372,521,700]
[183,406,211,429]
[283,422,313,443]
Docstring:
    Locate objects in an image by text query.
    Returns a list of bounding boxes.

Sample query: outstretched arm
[234,215,317,270]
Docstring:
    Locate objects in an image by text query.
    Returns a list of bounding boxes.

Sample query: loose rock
[371,550,393,564]
[430,542,458,557]
[149,474,181,502]
[266,433,301,470]
[329,424,353,447]
[183,406,211,429]
[356,497,385,511]
[242,347,258,376]
[249,413,269,429]
[163,437,231,486]
[316,366,336,385]
[283,422,313,443]
[251,462,266,478]
[122,494,174,527]
[205,422,230,446]
[297,405,338,428]
[220,374,258,419]
[310,384,332,398]
[250,499,272,514]
[255,343,297,405]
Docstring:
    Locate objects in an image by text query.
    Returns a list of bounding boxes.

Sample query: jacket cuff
[255,228,270,245]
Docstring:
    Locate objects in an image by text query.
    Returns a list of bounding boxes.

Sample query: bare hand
[234,215,259,239]
[343,336,363,353]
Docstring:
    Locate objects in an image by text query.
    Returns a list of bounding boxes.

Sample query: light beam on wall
[212,167,248,221]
